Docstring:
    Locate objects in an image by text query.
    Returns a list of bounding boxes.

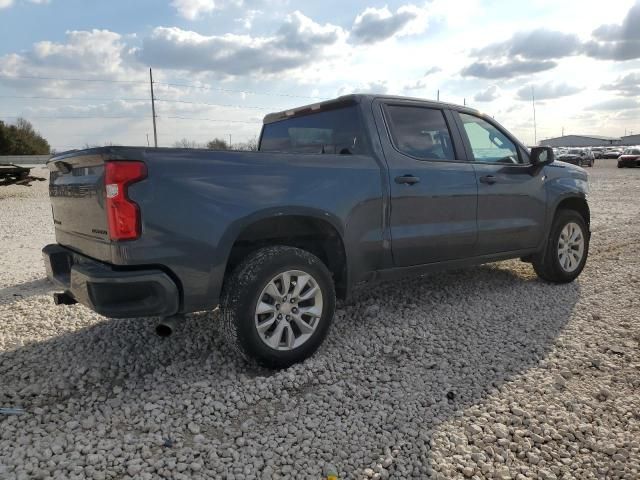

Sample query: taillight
[104,161,147,241]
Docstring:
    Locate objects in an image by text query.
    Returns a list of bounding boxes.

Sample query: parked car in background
[618,147,640,168]
[42,94,591,367]
[557,148,593,167]
[591,147,605,159]
[602,148,623,159]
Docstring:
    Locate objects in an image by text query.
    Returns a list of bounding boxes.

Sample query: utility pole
[228,133,232,149]
[561,126,564,137]
[531,86,537,145]
[437,89,440,101]
[146,133,150,147]
[149,68,158,148]
[463,98,466,106]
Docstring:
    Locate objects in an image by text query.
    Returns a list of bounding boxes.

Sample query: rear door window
[259,105,368,155]
[384,105,456,161]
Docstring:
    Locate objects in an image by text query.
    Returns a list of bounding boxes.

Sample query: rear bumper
[42,244,179,318]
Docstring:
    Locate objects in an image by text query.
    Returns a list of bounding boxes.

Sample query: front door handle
[479,175,497,185]
[395,174,420,185]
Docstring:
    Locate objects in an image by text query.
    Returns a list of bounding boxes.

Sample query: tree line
[0,118,51,155]
[173,137,258,151]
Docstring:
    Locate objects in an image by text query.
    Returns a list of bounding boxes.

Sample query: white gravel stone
[1,162,639,479]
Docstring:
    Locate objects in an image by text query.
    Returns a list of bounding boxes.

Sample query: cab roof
[262,94,480,124]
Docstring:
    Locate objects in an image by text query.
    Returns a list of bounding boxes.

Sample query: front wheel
[220,246,336,368]
[532,210,589,283]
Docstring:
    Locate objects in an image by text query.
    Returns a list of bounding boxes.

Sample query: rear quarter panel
[123,149,385,312]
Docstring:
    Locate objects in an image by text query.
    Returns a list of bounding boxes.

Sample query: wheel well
[225,216,348,298]
[556,197,590,227]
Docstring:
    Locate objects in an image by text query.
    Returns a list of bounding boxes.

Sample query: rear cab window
[383,105,456,161]
[259,104,369,155]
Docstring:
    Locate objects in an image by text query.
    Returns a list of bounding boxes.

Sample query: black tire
[220,246,336,368]
[532,209,589,283]
[617,163,623,168]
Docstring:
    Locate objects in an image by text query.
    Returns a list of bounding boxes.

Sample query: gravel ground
[1,161,639,479]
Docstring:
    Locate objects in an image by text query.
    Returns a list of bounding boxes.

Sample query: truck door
[372,99,478,267]
[452,111,547,255]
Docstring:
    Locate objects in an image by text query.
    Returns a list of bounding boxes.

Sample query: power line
[0,114,262,124]
[165,116,261,124]
[156,98,268,110]
[155,82,323,100]
[0,74,146,84]
[0,94,269,110]
[0,73,323,100]
[0,94,150,102]
[0,114,149,119]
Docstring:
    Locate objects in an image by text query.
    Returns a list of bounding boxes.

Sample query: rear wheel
[532,210,589,283]
[220,246,336,368]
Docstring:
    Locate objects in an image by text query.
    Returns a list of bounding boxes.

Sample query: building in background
[620,134,640,146]
[539,135,621,147]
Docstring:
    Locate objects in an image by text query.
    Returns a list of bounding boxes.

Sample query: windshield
[259,105,369,155]
[568,149,581,154]
[625,148,640,155]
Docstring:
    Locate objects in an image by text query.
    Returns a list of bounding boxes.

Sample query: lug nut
[286,315,291,321]
[290,298,296,303]
[283,296,287,302]
[292,307,298,314]
[277,314,282,320]
[276,304,280,310]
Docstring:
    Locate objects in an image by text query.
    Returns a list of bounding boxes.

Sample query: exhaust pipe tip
[53,292,77,306]
[156,316,180,337]
[155,323,173,337]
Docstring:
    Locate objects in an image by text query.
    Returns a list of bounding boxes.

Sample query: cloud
[461,59,557,79]
[137,11,345,76]
[516,82,582,100]
[602,71,640,96]
[403,66,442,90]
[474,85,499,102]
[350,5,428,44]
[0,0,49,7]
[171,0,216,20]
[338,81,389,95]
[476,29,582,60]
[587,97,639,111]
[462,3,640,81]
[0,29,132,82]
[585,0,640,60]
[136,12,346,76]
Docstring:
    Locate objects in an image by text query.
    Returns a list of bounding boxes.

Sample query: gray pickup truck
[43,94,590,367]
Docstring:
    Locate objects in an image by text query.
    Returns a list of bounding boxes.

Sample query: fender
[206,206,348,306]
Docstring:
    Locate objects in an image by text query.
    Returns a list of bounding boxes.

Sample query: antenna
[531,86,537,145]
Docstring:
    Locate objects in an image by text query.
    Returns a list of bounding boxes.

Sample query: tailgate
[48,152,112,261]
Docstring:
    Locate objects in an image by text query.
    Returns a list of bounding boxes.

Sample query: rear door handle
[479,175,497,185]
[395,174,420,185]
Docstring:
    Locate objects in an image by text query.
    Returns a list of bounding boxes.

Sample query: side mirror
[530,146,554,166]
